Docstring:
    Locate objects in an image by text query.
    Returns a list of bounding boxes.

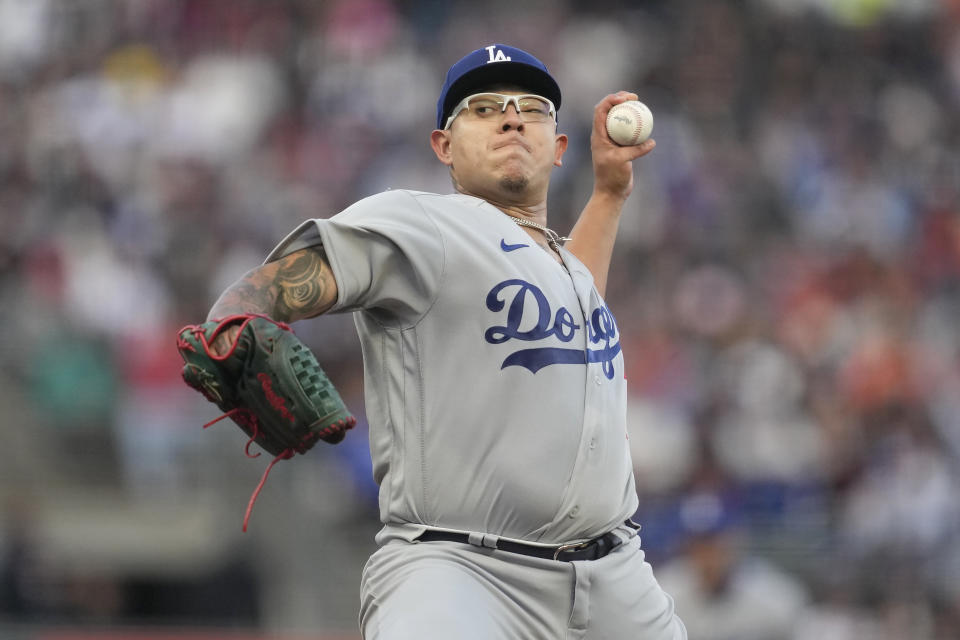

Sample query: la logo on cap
[485,45,512,63]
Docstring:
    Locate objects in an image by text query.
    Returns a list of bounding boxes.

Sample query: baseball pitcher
[177,44,686,639]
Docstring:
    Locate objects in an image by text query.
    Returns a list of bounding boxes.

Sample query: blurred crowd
[1,0,960,638]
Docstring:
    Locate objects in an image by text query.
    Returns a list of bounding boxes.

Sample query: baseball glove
[176,314,356,530]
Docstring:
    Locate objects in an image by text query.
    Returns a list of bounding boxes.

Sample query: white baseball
[605,100,654,146]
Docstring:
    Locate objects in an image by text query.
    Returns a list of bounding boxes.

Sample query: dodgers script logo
[484,279,621,379]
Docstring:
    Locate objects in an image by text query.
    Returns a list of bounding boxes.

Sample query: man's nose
[500,104,524,131]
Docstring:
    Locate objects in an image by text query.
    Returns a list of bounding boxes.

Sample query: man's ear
[430,129,453,166]
[554,133,568,167]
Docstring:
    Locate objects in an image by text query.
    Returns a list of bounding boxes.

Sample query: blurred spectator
[656,491,811,640]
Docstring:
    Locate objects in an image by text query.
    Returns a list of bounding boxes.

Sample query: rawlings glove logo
[483,279,621,378]
[257,373,296,424]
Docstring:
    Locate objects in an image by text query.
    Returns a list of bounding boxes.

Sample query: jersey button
[568,505,580,518]
[594,375,602,385]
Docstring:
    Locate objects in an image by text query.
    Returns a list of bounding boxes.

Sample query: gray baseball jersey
[267,189,636,545]
[268,189,687,640]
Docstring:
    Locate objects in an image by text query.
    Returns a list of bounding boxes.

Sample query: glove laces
[243,448,294,532]
[204,409,311,532]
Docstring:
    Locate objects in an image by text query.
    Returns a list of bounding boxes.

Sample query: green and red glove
[176,314,356,529]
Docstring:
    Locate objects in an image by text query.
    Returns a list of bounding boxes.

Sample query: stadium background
[1,0,959,638]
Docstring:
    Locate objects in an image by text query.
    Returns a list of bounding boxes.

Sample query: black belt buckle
[554,528,627,561]
[552,539,593,561]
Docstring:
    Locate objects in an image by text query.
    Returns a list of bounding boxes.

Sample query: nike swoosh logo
[500,239,529,252]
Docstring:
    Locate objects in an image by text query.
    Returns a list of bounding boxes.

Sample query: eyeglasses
[444,92,557,130]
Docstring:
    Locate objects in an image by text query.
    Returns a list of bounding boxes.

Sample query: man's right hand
[211,325,241,357]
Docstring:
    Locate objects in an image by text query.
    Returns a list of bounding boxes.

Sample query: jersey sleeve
[264,190,444,326]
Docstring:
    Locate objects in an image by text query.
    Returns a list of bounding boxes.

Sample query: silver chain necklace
[506,215,570,251]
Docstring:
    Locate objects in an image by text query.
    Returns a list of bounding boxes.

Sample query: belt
[416,521,639,562]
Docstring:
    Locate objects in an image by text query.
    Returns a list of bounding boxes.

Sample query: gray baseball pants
[360,530,687,639]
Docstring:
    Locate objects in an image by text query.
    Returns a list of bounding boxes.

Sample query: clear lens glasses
[444,93,556,130]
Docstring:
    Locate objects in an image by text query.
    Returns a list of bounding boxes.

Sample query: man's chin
[498,175,529,194]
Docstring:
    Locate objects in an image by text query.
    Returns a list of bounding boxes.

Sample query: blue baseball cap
[436,44,562,130]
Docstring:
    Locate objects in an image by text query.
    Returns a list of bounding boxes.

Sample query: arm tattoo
[207,277,278,320]
[207,246,336,322]
[275,248,336,319]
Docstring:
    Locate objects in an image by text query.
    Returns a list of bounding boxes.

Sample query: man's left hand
[590,92,656,201]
